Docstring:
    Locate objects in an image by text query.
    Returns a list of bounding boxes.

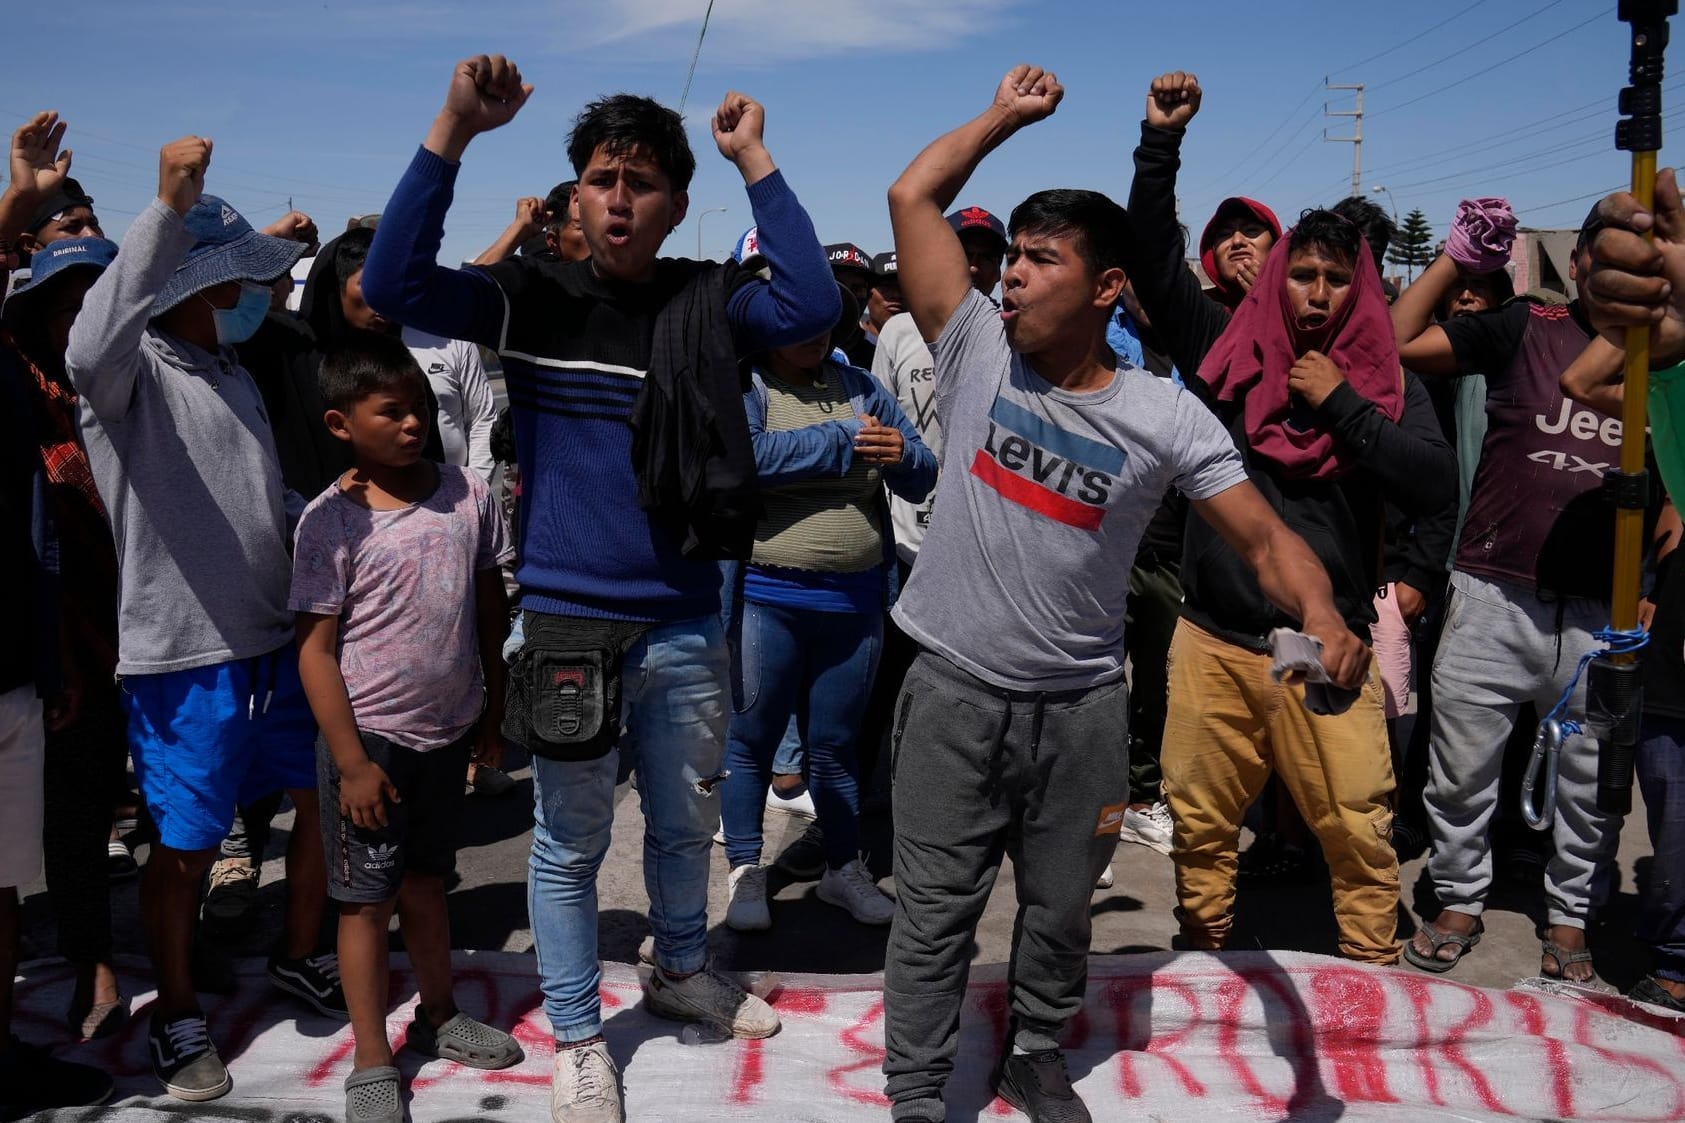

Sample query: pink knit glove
[1446,197,1518,273]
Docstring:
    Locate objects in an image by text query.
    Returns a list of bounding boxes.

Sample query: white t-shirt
[871,312,939,564]
[403,326,496,481]
[892,289,1248,691]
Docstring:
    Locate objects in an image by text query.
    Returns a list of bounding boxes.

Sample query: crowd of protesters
[1,52,1682,1123]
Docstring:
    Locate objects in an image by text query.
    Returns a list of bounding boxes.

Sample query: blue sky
[4,1,1648,266]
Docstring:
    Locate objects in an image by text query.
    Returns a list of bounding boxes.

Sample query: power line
[677,0,718,113]
[1332,0,1496,76]
[1382,129,1613,193]
[1371,7,1614,119]
[1189,79,1323,196]
[1515,182,1625,217]
[1368,0,1571,93]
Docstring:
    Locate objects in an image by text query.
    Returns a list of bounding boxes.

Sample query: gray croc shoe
[344,1065,402,1123]
[407,1011,524,1070]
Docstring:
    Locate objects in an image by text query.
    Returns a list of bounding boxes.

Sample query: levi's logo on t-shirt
[971,395,1125,530]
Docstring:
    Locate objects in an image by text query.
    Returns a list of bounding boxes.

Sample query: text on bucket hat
[151,196,308,316]
[2,236,117,327]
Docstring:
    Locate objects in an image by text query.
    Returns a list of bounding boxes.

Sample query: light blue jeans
[527,614,729,1043]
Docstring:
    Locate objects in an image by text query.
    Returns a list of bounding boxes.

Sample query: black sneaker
[0,1036,114,1115]
[268,952,350,1019]
[776,821,826,879]
[148,1014,231,1102]
[993,1048,1092,1123]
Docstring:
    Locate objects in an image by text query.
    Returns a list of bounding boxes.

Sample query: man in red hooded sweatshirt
[1123,72,1456,964]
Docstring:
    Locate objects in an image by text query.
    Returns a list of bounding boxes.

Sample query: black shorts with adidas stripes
[317,727,474,903]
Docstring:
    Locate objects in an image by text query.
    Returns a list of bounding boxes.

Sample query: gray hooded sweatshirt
[65,199,293,676]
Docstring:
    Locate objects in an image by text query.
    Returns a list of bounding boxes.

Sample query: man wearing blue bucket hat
[63,136,341,1103]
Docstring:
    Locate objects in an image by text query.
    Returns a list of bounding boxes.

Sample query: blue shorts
[124,644,318,852]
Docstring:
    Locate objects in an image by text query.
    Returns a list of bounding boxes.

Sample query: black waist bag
[504,612,654,761]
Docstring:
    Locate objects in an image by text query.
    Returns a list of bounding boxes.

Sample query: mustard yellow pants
[1161,619,1401,964]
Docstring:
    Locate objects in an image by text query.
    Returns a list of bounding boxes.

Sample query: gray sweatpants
[1426,570,1621,928]
[882,651,1128,1122]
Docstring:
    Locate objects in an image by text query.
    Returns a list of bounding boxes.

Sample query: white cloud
[562,0,1016,63]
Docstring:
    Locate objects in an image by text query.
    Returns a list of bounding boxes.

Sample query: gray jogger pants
[882,650,1128,1122]
[1425,570,1621,928]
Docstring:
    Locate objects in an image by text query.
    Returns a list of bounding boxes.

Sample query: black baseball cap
[27,177,96,234]
[946,205,1007,250]
[871,251,898,279]
[825,242,873,275]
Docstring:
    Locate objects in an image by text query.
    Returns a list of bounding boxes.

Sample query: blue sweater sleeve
[727,171,841,352]
[362,147,507,348]
[856,370,938,503]
[744,378,863,487]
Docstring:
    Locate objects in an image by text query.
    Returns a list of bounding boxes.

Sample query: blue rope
[1543,626,1650,737]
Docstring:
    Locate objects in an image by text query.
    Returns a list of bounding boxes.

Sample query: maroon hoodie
[1198,196,1282,311]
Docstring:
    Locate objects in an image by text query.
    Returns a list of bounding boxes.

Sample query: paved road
[18,371,1660,1000]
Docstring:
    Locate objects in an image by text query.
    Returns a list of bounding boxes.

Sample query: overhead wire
[1331,0,1496,76]
[1370,7,1614,119]
[1366,0,1570,93]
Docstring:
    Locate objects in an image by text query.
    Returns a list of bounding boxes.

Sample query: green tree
[1387,208,1437,282]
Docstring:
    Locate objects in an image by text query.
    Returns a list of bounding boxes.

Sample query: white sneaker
[725,864,771,931]
[1119,801,1174,855]
[817,858,895,925]
[643,964,780,1039]
[1095,863,1115,890]
[765,784,817,820]
[549,1039,623,1123]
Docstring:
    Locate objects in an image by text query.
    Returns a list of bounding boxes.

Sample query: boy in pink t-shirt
[290,334,519,1123]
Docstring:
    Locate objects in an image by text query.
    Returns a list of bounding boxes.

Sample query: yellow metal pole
[1612,147,1657,651]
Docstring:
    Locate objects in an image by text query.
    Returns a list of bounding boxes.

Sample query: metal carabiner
[1520,718,1564,832]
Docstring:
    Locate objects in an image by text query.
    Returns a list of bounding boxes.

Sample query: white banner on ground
[14,949,1685,1121]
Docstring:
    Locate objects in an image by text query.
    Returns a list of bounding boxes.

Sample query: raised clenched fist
[992,65,1064,129]
[262,210,319,254]
[712,92,767,164]
[514,195,548,235]
[158,135,212,217]
[1147,72,1202,131]
[441,54,533,138]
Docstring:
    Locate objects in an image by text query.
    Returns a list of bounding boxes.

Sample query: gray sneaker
[149,1014,231,1101]
[550,1039,623,1123]
[643,964,780,1039]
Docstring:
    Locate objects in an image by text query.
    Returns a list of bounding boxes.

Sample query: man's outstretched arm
[713,91,840,351]
[887,64,1063,343]
[362,55,533,346]
[1191,482,1372,690]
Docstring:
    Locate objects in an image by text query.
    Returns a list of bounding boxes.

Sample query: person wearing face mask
[64,137,337,1103]
[1122,73,1456,970]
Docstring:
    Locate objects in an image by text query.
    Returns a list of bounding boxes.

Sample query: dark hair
[1288,208,1363,269]
[567,95,696,191]
[544,180,577,228]
[1006,189,1133,276]
[318,332,427,412]
[333,227,375,290]
[1330,196,1394,269]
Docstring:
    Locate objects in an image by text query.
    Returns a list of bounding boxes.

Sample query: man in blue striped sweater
[362,54,838,1123]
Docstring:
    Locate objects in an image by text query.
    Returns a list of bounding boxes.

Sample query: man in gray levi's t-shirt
[892,286,1243,689]
[879,65,1372,1123]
